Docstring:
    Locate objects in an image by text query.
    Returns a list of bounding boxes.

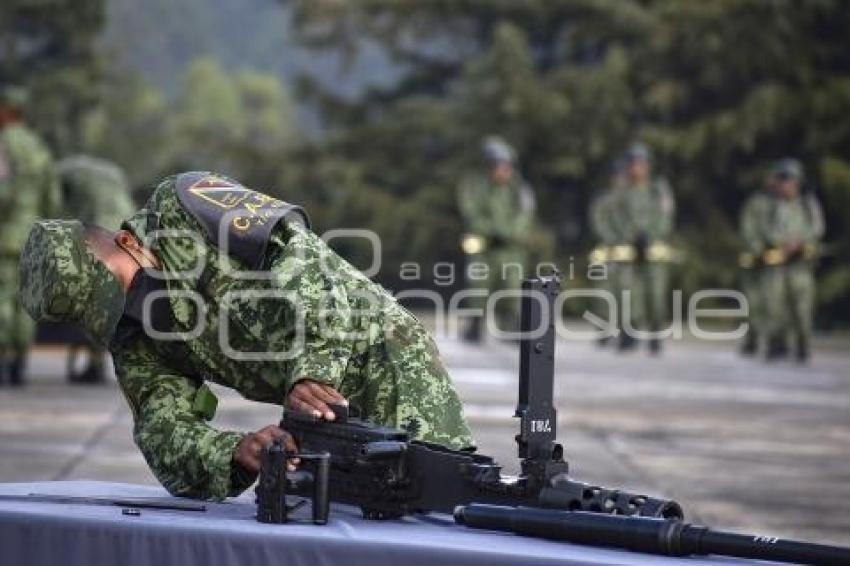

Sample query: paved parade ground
[1,333,848,547]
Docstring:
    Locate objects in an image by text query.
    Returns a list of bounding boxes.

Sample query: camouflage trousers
[740,268,766,337]
[760,263,815,344]
[0,254,34,360]
[590,261,621,331]
[337,303,475,450]
[617,262,670,332]
[464,246,527,331]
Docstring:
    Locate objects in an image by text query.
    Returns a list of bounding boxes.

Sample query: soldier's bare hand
[287,379,347,421]
[234,425,298,473]
[784,240,803,254]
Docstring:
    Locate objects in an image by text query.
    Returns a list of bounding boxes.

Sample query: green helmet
[0,85,28,109]
[482,136,516,165]
[19,220,125,346]
[624,142,651,162]
[770,158,804,181]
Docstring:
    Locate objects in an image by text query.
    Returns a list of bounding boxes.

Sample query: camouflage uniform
[20,172,473,500]
[58,155,136,382]
[610,177,676,343]
[738,190,772,355]
[0,103,59,385]
[740,165,824,360]
[58,155,135,229]
[458,139,535,339]
[588,164,626,344]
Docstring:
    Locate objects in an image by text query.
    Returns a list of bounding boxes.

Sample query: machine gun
[282,275,682,520]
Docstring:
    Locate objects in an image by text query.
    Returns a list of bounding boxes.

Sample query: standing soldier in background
[610,143,676,354]
[738,172,774,357]
[0,86,60,386]
[588,158,626,347]
[458,136,535,342]
[57,155,136,383]
[741,159,824,362]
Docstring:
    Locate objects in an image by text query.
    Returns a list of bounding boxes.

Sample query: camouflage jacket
[0,124,59,254]
[589,188,620,246]
[457,173,535,244]
[111,174,470,500]
[610,178,675,243]
[58,155,136,229]
[739,191,773,255]
[740,191,824,254]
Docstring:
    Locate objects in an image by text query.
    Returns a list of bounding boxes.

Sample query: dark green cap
[19,220,125,346]
[0,85,28,109]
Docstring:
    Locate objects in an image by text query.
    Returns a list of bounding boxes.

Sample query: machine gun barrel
[454,504,850,565]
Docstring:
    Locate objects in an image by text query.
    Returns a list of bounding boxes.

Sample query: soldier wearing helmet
[0,85,60,386]
[457,136,536,342]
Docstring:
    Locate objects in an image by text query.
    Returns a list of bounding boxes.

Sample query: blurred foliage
[82,58,297,203]
[287,0,850,324]
[0,0,105,153]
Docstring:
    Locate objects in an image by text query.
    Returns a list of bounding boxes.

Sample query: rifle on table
[280,275,681,520]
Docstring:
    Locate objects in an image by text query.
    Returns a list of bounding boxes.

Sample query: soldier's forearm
[135,411,248,501]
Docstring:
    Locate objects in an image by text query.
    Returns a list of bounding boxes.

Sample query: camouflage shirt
[611,178,675,243]
[457,173,535,243]
[740,191,824,253]
[58,155,136,229]
[589,188,620,246]
[0,124,59,254]
[111,174,472,500]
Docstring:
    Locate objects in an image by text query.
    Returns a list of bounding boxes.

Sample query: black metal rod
[0,493,206,512]
[454,504,850,565]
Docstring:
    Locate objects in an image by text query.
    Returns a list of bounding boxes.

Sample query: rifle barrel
[454,504,850,565]
[0,493,206,512]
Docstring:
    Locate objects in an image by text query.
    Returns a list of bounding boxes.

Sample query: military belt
[738,244,818,269]
[588,242,681,264]
[461,233,487,255]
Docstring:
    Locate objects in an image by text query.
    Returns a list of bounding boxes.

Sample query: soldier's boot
[8,356,25,387]
[765,335,788,362]
[463,318,483,344]
[0,359,6,386]
[648,338,662,356]
[795,337,810,364]
[618,333,638,352]
[739,330,758,357]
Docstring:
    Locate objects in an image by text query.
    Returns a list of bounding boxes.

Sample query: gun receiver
[282,275,682,520]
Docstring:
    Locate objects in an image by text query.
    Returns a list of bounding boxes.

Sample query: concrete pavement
[0,336,848,546]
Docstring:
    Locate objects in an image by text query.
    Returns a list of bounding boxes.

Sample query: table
[0,481,745,565]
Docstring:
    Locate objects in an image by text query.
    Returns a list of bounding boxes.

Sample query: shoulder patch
[174,172,310,269]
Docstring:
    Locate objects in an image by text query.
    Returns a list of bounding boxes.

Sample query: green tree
[0,0,106,153]
[287,0,850,323]
[81,73,171,190]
